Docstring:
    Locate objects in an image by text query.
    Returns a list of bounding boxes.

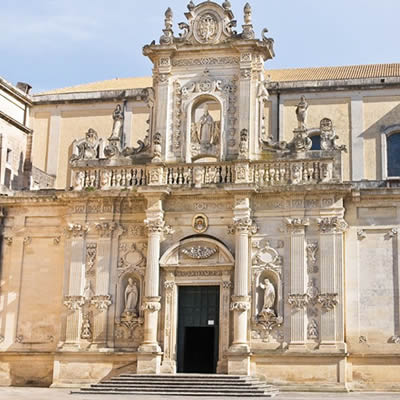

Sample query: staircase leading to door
[72,374,279,397]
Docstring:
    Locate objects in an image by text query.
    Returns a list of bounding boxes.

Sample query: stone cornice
[267,77,400,94]
[0,110,32,134]
[32,88,153,105]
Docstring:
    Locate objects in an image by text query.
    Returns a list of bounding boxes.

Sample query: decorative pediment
[160,237,234,267]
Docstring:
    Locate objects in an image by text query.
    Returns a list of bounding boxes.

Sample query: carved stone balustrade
[70,155,341,191]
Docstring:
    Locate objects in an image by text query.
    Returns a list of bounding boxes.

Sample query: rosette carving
[91,295,112,310]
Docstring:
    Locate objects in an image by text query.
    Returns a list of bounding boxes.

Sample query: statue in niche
[192,105,219,147]
[110,104,124,141]
[295,96,308,130]
[260,278,276,312]
[124,278,139,316]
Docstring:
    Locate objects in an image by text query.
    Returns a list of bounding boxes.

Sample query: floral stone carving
[288,294,310,309]
[181,246,217,259]
[318,293,338,310]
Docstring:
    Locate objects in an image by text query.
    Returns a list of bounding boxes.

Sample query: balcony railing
[71,155,340,191]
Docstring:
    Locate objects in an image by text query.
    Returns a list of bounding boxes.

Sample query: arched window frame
[381,124,400,180]
[307,128,321,150]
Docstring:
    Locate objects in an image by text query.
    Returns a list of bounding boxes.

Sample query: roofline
[0,77,32,106]
[0,110,33,134]
[33,87,154,105]
[267,76,400,93]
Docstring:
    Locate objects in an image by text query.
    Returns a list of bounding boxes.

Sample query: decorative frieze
[172,56,240,67]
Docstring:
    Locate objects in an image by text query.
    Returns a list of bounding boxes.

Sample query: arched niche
[116,272,143,321]
[187,95,223,163]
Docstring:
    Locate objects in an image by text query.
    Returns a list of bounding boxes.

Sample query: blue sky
[2,0,400,93]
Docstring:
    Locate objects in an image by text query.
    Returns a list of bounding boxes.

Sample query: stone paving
[1,388,400,400]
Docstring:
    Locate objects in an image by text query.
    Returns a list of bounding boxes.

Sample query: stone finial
[222,0,232,10]
[160,8,174,45]
[244,3,252,24]
[242,3,255,39]
[187,1,195,11]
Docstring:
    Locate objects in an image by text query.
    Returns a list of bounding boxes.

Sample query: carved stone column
[228,197,257,375]
[317,217,347,351]
[137,196,171,374]
[286,218,309,350]
[62,223,88,349]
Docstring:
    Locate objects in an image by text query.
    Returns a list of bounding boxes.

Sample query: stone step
[109,377,259,384]
[73,390,277,397]
[72,374,279,397]
[88,384,273,391]
[104,381,269,388]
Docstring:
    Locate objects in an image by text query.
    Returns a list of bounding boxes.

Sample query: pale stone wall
[30,102,150,189]
[363,95,400,180]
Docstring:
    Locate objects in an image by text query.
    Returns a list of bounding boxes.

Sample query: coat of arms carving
[195,13,220,43]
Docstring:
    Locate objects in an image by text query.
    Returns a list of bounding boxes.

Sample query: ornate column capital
[285,217,309,234]
[317,217,348,233]
[318,293,338,310]
[63,296,85,310]
[287,294,310,309]
[94,222,122,238]
[229,217,258,235]
[141,296,162,312]
[230,295,251,312]
[90,295,112,311]
[64,223,89,238]
[144,217,173,236]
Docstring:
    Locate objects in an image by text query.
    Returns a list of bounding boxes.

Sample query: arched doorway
[159,236,234,374]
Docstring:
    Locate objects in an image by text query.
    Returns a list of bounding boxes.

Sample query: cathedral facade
[1,1,400,391]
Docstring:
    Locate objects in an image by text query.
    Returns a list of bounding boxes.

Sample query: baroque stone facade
[1,0,400,392]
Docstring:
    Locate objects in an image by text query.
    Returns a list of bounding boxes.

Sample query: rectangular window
[6,148,12,163]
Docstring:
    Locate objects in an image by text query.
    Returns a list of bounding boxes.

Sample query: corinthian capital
[317,217,348,233]
[144,217,174,235]
[229,217,258,235]
[285,217,309,234]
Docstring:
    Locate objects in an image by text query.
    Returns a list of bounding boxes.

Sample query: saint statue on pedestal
[192,105,219,147]
[110,104,124,141]
[260,278,275,312]
[124,278,138,315]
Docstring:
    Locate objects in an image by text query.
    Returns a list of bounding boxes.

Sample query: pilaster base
[227,349,251,376]
[136,351,162,374]
[319,343,347,353]
[160,358,176,374]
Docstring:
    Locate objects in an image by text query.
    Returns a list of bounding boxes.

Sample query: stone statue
[70,128,100,163]
[296,96,308,129]
[260,278,275,311]
[193,105,219,146]
[83,281,94,300]
[110,104,124,141]
[124,278,138,315]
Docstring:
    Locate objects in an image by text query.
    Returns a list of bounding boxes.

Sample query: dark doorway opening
[177,286,220,373]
